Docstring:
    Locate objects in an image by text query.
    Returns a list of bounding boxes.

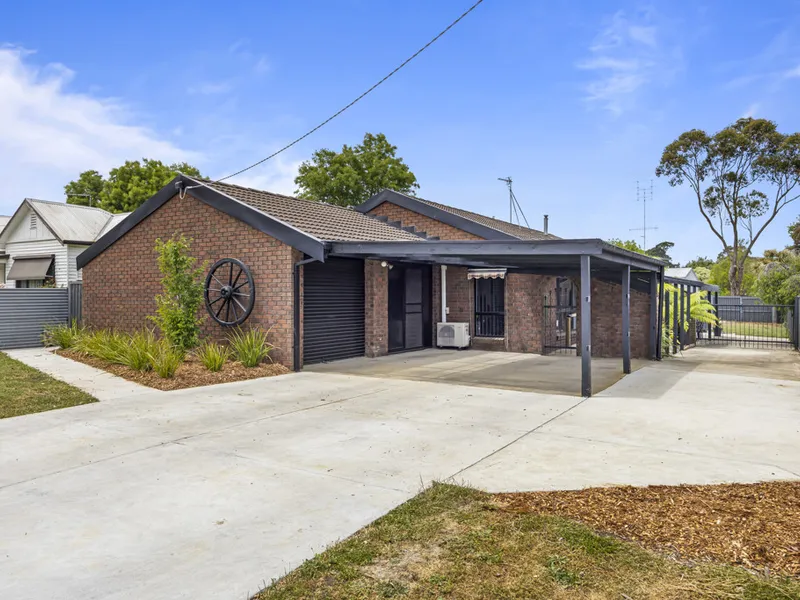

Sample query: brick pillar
[365,260,388,357]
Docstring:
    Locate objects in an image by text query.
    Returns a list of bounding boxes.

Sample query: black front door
[388,265,431,352]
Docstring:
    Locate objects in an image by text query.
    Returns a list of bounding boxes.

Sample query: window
[16,279,45,289]
[474,278,505,337]
[0,262,5,285]
[29,214,38,238]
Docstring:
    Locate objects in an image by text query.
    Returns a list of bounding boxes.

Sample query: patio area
[306,348,647,396]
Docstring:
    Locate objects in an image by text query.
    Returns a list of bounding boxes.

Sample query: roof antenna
[66,193,95,207]
[629,180,658,249]
[497,176,530,228]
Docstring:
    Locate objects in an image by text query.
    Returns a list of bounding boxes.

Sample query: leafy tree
[646,241,676,266]
[685,256,714,269]
[64,170,105,207]
[656,117,800,296]
[608,238,676,264]
[149,235,206,352]
[64,159,202,213]
[693,266,711,282]
[790,217,800,251]
[754,249,800,306]
[294,132,419,207]
[708,253,759,295]
[608,238,645,253]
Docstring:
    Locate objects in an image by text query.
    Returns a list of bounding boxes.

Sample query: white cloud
[577,9,679,116]
[784,64,800,78]
[742,102,760,117]
[0,47,198,214]
[187,81,232,95]
[224,156,302,196]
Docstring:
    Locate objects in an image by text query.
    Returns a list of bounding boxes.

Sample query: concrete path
[5,347,155,401]
[1,346,798,600]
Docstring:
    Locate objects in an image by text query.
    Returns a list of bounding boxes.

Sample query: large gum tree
[656,118,800,296]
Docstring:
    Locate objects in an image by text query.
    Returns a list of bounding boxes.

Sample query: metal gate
[697,299,796,350]
[0,288,69,349]
[303,258,365,364]
[543,301,577,355]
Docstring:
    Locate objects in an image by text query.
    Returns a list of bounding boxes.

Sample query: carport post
[672,289,679,354]
[679,285,685,349]
[622,265,631,374]
[649,272,658,359]
[580,255,592,397]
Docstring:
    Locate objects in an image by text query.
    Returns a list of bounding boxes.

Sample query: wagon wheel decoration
[204,258,255,326]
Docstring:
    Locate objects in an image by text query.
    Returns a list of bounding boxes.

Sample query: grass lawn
[721,320,790,339]
[257,483,800,600]
[0,351,97,419]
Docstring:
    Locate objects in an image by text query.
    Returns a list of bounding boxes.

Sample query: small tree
[754,249,800,306]
[294,132,419,206]
[150,235,206,351]
[656,118,800,296]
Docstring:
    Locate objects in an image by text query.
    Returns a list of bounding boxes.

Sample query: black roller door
[303,258,365,364]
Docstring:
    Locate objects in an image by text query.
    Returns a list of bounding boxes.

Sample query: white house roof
[665,267,699,281]
[98,212,132,237]
[0,199,128,246]
[0,216,10,233]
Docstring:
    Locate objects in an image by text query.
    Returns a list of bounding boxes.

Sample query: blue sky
[1,0,799,264]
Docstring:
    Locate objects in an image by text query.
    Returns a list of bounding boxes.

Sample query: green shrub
[74,329,129,364]
[43,321,85,349]
[196,340,230,372]
[124,330,159,372]
[228,328,274,368]
[148,340,183,378]
[148,235,206,352]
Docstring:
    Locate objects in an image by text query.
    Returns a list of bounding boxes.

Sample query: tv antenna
[497,176,530,227]
[630,180,658,249]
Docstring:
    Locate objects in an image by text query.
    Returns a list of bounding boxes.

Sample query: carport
[328,238,666,397]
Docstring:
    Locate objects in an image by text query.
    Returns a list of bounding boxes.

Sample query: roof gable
[0,199,117,246]
[356,190,557,241]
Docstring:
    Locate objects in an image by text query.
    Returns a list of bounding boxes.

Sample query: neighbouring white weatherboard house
[0,199,129,288]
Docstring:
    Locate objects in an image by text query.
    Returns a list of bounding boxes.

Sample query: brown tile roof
[413,196,559,241]
[202,181,425,242]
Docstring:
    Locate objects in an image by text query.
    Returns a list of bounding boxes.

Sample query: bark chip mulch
[494,481,800,577]
[58,349,289,391]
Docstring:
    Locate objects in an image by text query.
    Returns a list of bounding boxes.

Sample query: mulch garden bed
[57,349,289,391]
[494,481,800,578]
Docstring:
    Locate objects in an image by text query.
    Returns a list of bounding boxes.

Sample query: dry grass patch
[58,349,289,391]
[0,351,96,418]
[495,481,800,578]
[256,484,800,600]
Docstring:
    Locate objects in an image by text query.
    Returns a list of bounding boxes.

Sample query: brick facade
[576,278,652,359]
[506,274,558,353]
[367,202,482,241]
[82,192,297,368]
[364,259,388,357]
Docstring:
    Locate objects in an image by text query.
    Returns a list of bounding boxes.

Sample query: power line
[216,0,486,183]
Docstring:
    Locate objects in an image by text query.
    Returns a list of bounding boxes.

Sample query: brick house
[78,175,665,396]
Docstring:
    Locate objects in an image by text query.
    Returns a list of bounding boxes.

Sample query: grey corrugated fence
[68,281,83,325]
[0,288,69,349]
[717,296,780,323]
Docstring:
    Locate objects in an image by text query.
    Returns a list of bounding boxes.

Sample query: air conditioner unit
[437,322,470,349]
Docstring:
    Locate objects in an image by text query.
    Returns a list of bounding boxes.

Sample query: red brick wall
[367,202,482,241]
[576,278,651,359]
[506,274,558,353]
[365,259,388,357]
[82,192,297,368]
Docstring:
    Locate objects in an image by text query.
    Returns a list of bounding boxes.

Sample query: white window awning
[467,268,507,280]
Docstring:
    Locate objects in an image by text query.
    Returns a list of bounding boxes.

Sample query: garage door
[303,258,365,364]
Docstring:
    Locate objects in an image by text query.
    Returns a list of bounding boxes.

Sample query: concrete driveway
[1,347,798,600]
